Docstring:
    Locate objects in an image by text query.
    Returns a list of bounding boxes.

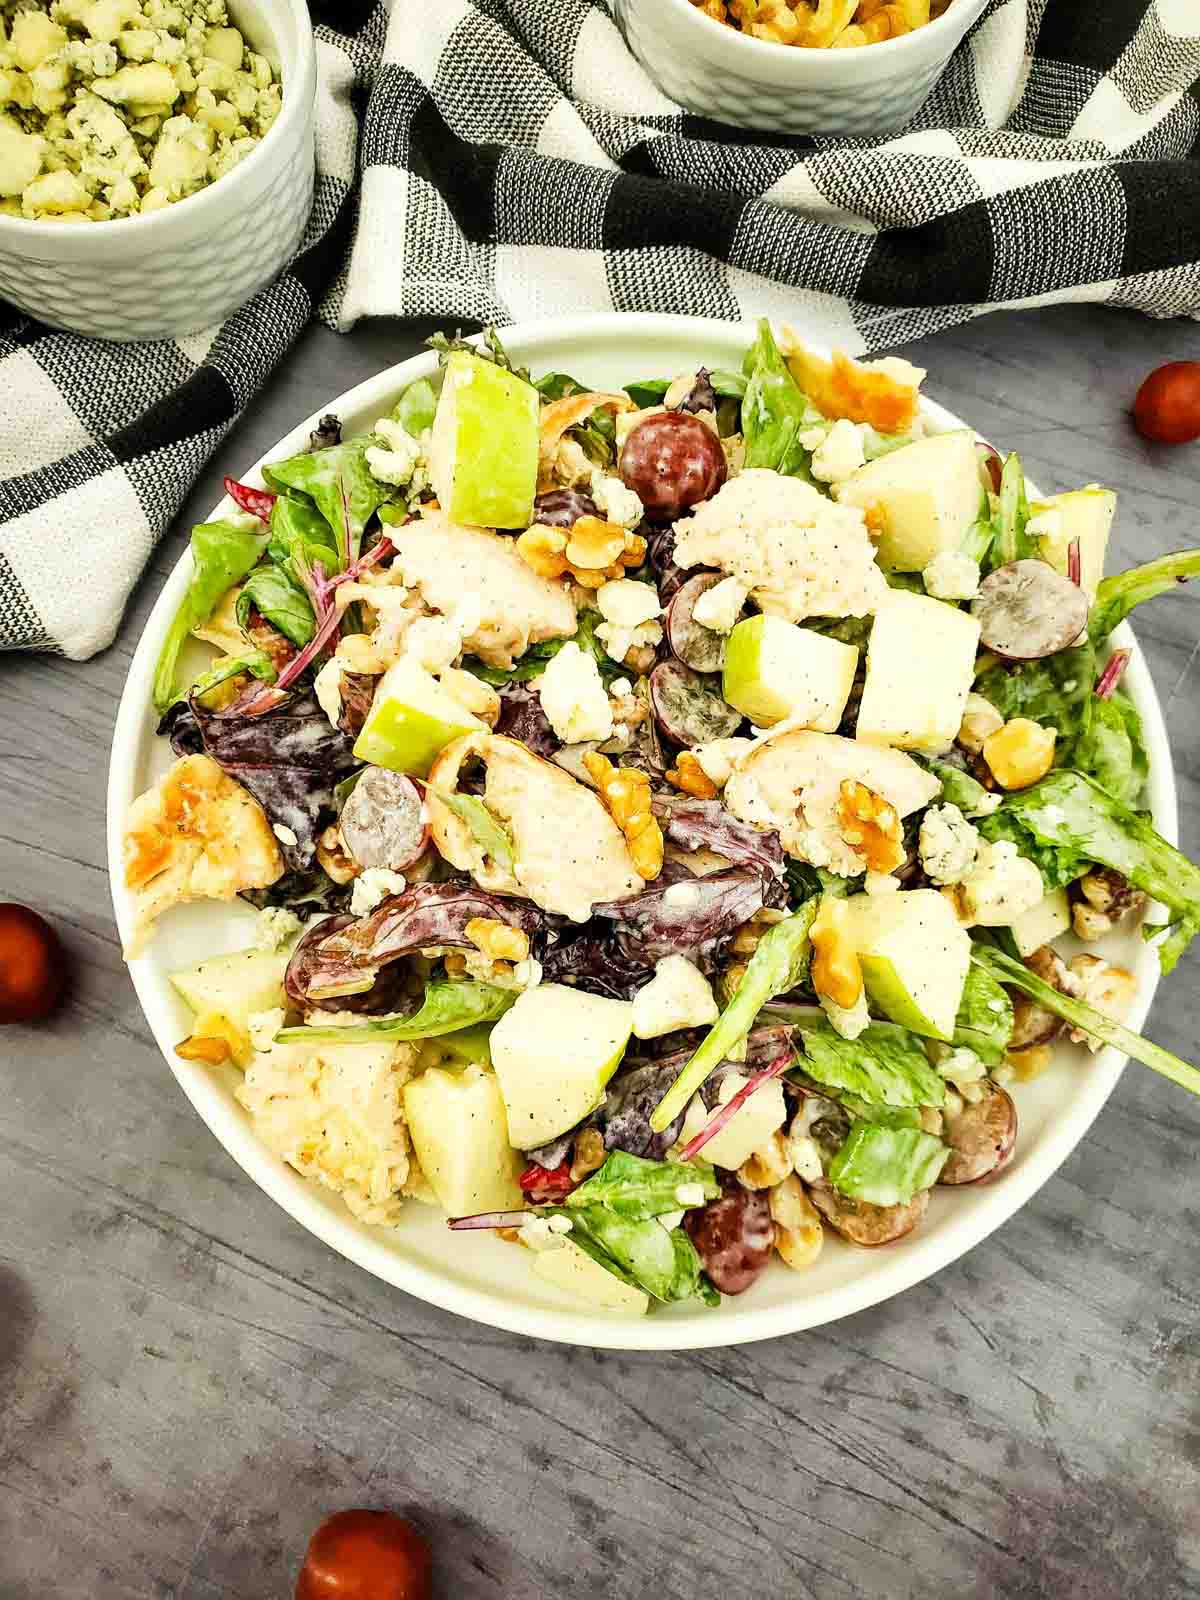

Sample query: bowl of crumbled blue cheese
[0,0,315,340]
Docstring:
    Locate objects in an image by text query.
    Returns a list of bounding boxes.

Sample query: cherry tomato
[0,905,66,1024]
[618,412,726,522]
[1133,361,1200,445]
[295,1510,431,1600]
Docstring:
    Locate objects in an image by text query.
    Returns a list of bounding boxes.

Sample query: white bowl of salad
[107,314,1200,1350]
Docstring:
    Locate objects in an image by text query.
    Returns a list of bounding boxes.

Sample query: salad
[122,320,1200,1318]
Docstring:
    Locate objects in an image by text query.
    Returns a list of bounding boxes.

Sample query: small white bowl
[0,0,315,342]
[613,0,990,136]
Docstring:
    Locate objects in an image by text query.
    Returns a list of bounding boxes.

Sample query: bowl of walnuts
[612,0,990,135]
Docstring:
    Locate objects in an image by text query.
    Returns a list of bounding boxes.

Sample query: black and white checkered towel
[3,0,1198,658]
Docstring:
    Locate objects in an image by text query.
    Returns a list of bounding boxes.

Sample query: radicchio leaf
[495,683,560,758]
[308,412,342,451]
[653,795,785,892]
[603,1025,794,1160]
[539,929,655,1001]
[675,368,717,416]
[337,671,377,738]
[592,865,771,973]
[647,527,689,606]
[283,915,413,1015]
[182,692,357,872]
[241,870,351,916]
[288,879,545,1004]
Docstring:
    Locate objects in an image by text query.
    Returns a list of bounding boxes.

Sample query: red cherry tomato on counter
[295,1510,431,1600]
[0,905,66,1024]
[1133,361,1200,445]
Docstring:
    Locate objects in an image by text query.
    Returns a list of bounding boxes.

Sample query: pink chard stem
[1095,649,1131,700]
[447,1210,529,1231]
[1067,538,1082,587]
[224,475,276,522]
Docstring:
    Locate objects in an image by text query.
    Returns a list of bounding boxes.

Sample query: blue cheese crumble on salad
[0,0,281,220]
[123,321,1200,1317]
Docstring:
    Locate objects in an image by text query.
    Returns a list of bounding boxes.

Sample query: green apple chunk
[1030,487,1115,602]
[723,614,858,730]
[532,1239,649,1315]
[489,984,633,1149]
[427,351,539,529]
[353,657,486,777]
[1008,888,1071,959]
[856,589,980,753]
[169,945,290,1033]
[835,430,986,571]
[845,888,970,1042]
[403,1063,524,1217]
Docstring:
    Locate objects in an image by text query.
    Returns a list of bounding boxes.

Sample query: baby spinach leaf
[952,961,1013,1066]
[276,980,516,1043]
[649,904,815,1133]
[740,318,816,482]
[184,648,276,706]
[793,1017,946,1107]
[828,1120,948,1206]
[236,564,315,647]
[262,437,390,567]
[971,946,1200,1100]
[1089,548,1200,644]
[267,493,339,580]
[436,791,515,872]
[152,516,269,711]
[565,1151,718,1220]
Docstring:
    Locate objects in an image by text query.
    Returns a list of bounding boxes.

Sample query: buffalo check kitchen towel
[2,0,1199,658]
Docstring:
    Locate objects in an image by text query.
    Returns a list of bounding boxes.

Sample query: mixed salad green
[124,320,1200,1317]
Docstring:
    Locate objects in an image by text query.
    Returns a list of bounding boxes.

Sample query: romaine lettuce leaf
[554,1206,718,1305]
[276,980,516,1043]
[740,318,817,482]
[982,770,1200,971]
[1089,548,1200,644]
[1073,692,1147,807]
[828,1120,948,1205]
[648,905,815,1133]
[971,946,1200,1099]
[952,961,1013,1066]
[794,1017,945,1108]
[565,1151,718,1220]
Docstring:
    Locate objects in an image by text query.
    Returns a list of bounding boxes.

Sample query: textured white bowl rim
[107,312,1177,1351]
[0,0,313,244]
[656,0,985,63]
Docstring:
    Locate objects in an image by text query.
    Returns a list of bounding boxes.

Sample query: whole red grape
[618,411,726,522]
[0,905,66,1024]
[295,1510,431,1600]
[1133,361,1200,445]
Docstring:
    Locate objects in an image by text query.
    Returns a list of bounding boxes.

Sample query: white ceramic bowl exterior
[0,0,315,342]
[613,0,990,136]
[108,314,1176,1350]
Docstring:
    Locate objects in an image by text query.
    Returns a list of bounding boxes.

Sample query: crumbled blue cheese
[350,867,408,917]
[936,1044,987,1103]
[518,1214,571,1252]
[631,955,719,1040]
[596,578,660,628]
[366,416,427,489]
[254,906,302,951]
[538,640,613,743]
[819,988,870,1040]
[312,657,343,730]
[0,0,283,220]
[591,473,643,529]
[693,736,752,789]
[801,418,867,485]
[923,550,981,602]
[918,802,980,886]
[691,576,748,634]
[959,839,1044,925]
